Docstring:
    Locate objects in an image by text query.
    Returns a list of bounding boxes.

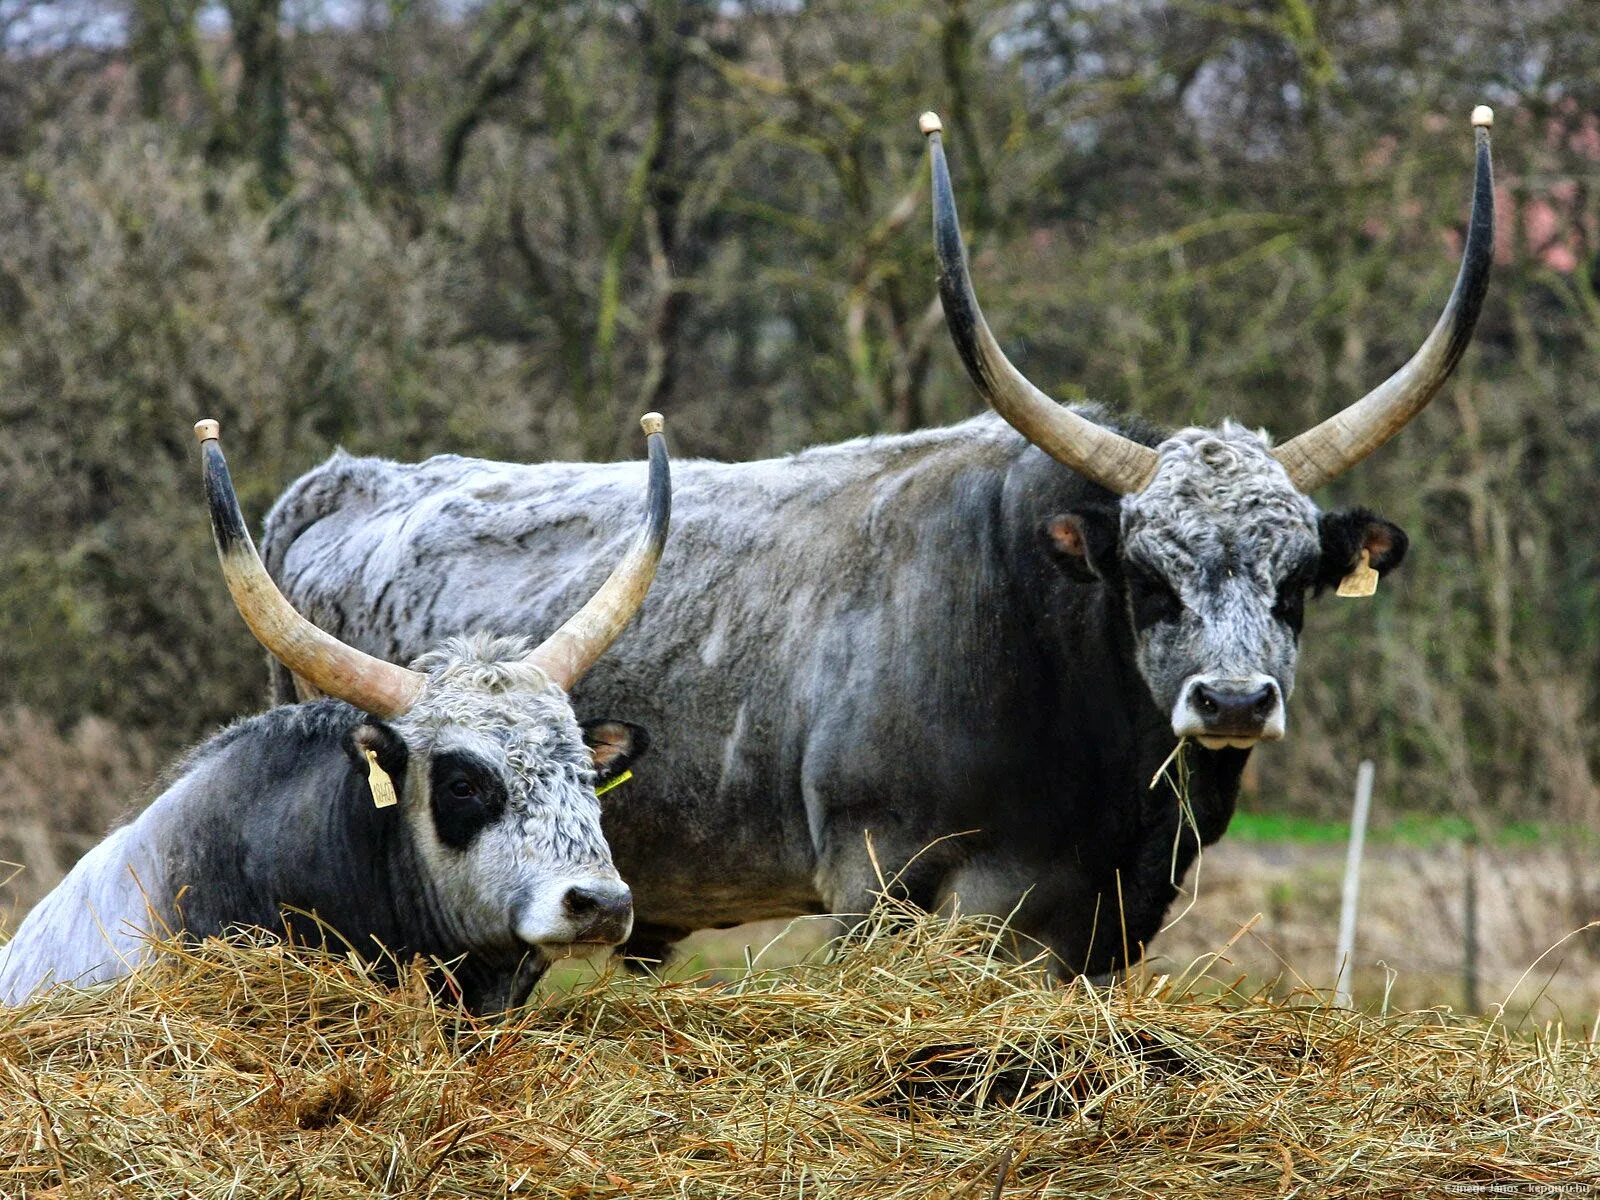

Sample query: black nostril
[563,882,633,930]
[1192,681,1277,731]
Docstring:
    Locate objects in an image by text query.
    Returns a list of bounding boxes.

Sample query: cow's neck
[995,516,1245,970]
[167,708,466,970]
[1052,573,1244,846]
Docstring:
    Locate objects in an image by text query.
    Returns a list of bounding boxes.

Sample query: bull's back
[262,423,1023,928]
[0,823,166,1003]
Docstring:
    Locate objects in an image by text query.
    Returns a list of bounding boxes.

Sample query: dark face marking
[1269,564,1314,637]
[1125,558,1184,632]
[429,749,510,850]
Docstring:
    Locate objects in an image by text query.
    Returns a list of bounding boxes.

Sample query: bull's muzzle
[1172,675,1286,749]
[561,880,634,946]
[515,877,634,951]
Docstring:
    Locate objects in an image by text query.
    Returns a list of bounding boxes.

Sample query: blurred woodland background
[0,0,1598,944]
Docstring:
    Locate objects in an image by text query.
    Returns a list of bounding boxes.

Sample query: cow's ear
[1042,509,1120,582]
[581,720,650,784]
[346,722,410,789]
[1316,508,1408,591]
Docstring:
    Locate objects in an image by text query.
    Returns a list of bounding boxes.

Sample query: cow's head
[194,413,669,970]
[924,107,1493,749]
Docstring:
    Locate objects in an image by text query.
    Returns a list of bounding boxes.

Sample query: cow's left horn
[194,420,427,719]
[523,413,672,691]
[1273,107,1496,491]
[922,112,1159,495]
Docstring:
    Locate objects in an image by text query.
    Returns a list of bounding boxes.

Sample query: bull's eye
[430,754,508,850]
[1127,568,1182,629]
[1273,584,1307,634]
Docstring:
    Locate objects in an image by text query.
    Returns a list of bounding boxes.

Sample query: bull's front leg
[810,814,963,932]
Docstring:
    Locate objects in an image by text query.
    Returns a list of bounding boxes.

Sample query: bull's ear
[581,720,650,784]
[1042,509,1120,582]
[1316,508,1408,591]
[346,721,410,787]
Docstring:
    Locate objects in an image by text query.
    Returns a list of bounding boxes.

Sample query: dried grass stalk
[1,911,1596,1197]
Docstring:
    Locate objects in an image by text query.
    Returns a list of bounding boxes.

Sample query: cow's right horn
[523,413,672,692]
[195,420,427,719]
[1272,107,1496,491]
[922,111,1159,495]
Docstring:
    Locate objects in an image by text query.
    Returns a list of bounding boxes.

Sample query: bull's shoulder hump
[164,700,359,785]
[83,705,349,839]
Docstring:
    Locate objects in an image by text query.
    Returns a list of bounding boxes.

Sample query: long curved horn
[921,112,1159,494]
[1274,107,1496,491]
[524,413,672,692]
[194,420,427,719]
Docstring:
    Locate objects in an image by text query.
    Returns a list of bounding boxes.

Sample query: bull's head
[923,108,1494,749]
[193,414,670,968]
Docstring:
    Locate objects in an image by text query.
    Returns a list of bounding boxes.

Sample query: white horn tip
[1471,104,1494,129]
[919,111,943,136]
[640,412,665,436]
[194,419,220,443]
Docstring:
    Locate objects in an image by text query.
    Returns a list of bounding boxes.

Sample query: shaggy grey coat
[261,410,1404,974]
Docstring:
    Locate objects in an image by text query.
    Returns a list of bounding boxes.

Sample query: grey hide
[0,637,641,1012]
[260,410,1407,976]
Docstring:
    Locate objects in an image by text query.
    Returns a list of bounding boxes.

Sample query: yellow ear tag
[363,749,399,808]
[595,769,633,798]
[1336,548,1379,598]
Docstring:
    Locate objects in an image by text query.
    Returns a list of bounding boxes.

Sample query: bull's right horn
[195,420,427,719]
[1272,107,1496,491]
[922,111,1159,494]
[523,413,672,692]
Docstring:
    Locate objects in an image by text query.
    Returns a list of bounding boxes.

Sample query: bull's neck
[1001,501,1246,849]
[234,730,459,964]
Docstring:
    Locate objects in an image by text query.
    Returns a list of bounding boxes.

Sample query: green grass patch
[1229,811,1562,848]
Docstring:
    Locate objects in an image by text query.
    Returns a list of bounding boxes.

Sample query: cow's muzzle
[560,880,634,945]
[1172,674,1286,749]
[515,878,634,951]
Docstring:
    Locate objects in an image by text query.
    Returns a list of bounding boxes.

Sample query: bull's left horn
[195,420,427,719]
[923,112,1159,494]
[523,413,671,691]
[1273,107,1496,491]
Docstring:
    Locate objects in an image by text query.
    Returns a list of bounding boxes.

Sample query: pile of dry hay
[1,914,1596,1198]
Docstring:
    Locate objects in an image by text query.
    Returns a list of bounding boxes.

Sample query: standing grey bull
[0,415,670,1013]
[261,110,1494,977]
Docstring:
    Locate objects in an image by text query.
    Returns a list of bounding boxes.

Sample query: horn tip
[1471,104,1494,129]
[640,412,665,436]
[919,111,943,137]
[194,419,220,444]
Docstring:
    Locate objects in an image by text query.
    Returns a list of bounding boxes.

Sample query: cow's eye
[430,757,506,850]
[1273,584,1307,634]
[1128,569,1182,629]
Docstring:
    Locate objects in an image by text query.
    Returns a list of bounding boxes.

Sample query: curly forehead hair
[407,632,557,694]
[397,632,583,737]
[396,631,600,788]
[1119,423,1320,578]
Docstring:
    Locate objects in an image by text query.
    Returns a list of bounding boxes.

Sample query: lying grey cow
[260,111,1494,977]
[0,414,671,1013]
